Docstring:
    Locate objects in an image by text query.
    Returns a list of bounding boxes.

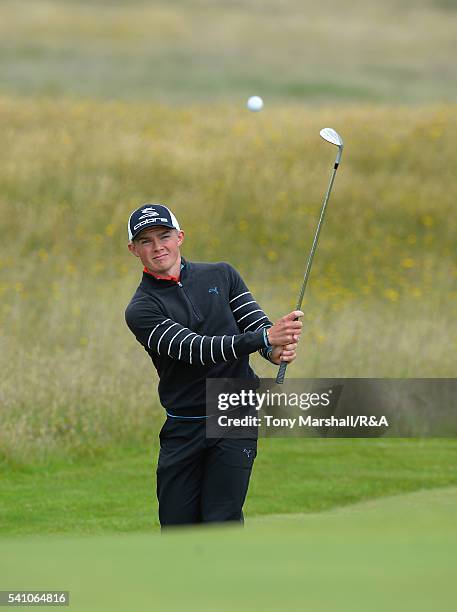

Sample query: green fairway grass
[2,487,456,611]
[1,439,457,537]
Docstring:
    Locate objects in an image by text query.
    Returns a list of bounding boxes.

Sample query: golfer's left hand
[269,342,298,365]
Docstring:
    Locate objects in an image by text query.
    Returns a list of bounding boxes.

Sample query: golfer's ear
[177,230,185,246]
[128,242,140,257]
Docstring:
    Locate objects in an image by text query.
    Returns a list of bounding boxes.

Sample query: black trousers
[157,416,257,526]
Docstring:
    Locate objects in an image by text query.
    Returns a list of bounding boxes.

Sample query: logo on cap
[139,208,160,221]
[133,217,169,231]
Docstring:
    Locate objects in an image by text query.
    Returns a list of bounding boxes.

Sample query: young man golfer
[125,204,302,526]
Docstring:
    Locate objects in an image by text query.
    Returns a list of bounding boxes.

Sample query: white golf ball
[247,96,264,112]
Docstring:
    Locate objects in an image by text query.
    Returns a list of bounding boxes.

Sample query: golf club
[275,127,344,385]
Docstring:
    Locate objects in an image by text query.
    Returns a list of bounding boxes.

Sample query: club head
[320,128,344,165]
[320,128,344,148]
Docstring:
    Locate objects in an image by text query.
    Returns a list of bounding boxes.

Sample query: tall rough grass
[0,97,455,462]
[0,0,456,102]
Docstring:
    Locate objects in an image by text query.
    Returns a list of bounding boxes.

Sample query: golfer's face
[130,226,184,275]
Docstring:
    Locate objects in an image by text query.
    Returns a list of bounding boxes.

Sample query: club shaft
[295,164,338,310]
[276,161,340,385]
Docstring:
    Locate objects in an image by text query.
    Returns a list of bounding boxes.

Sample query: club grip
[276,361,288,385]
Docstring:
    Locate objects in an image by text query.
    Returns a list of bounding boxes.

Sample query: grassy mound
[2,486,456,611]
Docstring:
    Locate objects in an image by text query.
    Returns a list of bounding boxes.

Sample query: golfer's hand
[269,342,298,365]
[267,310,303,346]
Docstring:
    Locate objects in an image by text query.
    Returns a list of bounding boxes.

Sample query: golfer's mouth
[154,253,168,260]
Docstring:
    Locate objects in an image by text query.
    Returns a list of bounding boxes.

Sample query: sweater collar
[143,258,186,284]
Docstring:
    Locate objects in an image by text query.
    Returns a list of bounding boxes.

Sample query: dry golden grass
[0,97,455,460]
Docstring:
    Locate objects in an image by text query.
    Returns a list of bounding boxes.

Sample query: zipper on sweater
[177,281,202,321]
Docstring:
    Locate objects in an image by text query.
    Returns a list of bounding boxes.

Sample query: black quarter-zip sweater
[125,258,272,417]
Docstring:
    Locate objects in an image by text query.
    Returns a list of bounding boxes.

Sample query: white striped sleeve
[225,263,274,360]
[244,316,269,331]
[147,318,171,349]
[178,332,195,360]
[168,328,187,356]
[231,336,237,359]
[230,293,272,334]
[237,309,263,324]
[220,335,226,361]
[200,336,206,365]
[229,291,250,304]
[232,300,256,313]
[125,287,269,366]
[189,335,198,365]
[157,323,179,354]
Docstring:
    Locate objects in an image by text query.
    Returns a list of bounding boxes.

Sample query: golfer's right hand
[267,311,303,346]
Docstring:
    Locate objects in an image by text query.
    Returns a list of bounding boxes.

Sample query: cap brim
[131,222,177,240]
